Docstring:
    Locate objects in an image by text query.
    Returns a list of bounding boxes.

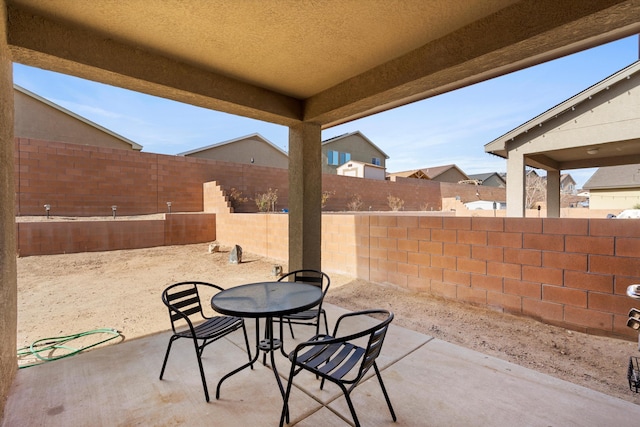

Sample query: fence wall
[16,213,215,256]
[214,213,640,340]
[14,138,502,216]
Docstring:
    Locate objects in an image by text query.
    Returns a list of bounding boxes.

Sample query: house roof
[337,159,385,170]
[389,164,469,180]
[14,84,143,151]
[423,164,468,180]
[177,133,287,157]
[485,60,640,169]
[560,174,576,185]
[468,172,505,183]
[387,169,429,179]
[583,164,640,190]
[322,131,389,159]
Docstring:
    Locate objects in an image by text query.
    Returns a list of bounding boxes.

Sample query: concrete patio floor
[4,303,640,426]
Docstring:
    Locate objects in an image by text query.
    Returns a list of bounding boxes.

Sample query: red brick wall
[14,138,290,216]
[17,213,215,256]
[16,138,499,216]
[440,181,506,203]
[322,175,443,211]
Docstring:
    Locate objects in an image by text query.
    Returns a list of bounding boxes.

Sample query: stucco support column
[288,122,322,271]
[506,152,525,217]
[546,169,561,218]
[0,0,17,419]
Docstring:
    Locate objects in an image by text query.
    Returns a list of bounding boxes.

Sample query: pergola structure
[2,0,640,416]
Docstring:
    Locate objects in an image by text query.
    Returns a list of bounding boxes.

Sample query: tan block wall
[215,213,288,262]
[358,215,640,339]
[215,213,640,339]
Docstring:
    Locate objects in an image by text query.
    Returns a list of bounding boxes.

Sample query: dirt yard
[15,242,640,405]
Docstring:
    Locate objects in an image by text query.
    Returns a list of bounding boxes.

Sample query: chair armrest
[331,309,389,337]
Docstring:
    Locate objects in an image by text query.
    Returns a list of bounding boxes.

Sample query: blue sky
[13,35,639,188]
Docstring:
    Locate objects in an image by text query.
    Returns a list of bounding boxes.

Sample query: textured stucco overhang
[5,0,640,130]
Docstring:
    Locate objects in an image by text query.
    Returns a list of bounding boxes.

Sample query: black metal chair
[280,309,396,427]
[277,269,330,338]
[159,281,252,402]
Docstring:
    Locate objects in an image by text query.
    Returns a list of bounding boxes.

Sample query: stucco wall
[589,188,640,211]
[0,0,16,418]
[184,135,288,169]
[14,90,135,150]
[321,133,386,174]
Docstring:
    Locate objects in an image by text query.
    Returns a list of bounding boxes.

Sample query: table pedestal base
[216,316,289,423]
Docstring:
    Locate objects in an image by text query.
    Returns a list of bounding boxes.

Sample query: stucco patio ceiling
[6,0,640,129]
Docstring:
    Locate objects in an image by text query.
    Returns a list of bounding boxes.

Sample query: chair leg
[288,318,295,339]
[374,362,397,421]
[159,335,177,380]
[279,365,296,427]
[241,323,253,368]
[322,311,329,335]
[193,339,210,402]
[341,385,362,427]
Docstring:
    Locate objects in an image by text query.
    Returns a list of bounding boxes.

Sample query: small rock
[229,245,242,264]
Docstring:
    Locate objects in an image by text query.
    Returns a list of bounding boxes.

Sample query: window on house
[327,150,339,165]
[328,150,351,166]
[372,157,381,166]
[339,152,351,165]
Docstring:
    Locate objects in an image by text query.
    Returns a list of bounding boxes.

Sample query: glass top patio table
[211,281,322,420]
[211,281,323,318]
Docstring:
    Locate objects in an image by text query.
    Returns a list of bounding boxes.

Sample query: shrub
[228,188,248,210]
[387,194,404,211]
[255,188,278,212]
[346,194,363,211]
[420,202,431,211]
[321,190,335,209]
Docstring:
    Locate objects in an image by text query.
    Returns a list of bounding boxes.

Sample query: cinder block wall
[14,138,290,216]
[17,213,215,256]
[215,213,288,262]
[15,138,497,217]
[214,213,640,339]
[353,215,640,339]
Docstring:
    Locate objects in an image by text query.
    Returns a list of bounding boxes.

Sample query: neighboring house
[336,160,386,180]
[387,169,430,180]
[14,85,142,151]
[582,164,640,210]
[179,133,288,168]
[468,172,506,188]
[560,173,577,194]
[465,200,506,210]
[485,60,640,217]
[322,131,389,174]
[389,164,469,184]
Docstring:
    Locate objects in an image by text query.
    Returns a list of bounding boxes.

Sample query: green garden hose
[17,328,121,369]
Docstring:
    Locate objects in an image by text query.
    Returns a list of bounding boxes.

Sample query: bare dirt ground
[16,242,640,405]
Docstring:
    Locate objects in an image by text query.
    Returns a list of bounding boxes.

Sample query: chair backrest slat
[357,311,392,377]
[279,269,330,294]
[162,281,223,332]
